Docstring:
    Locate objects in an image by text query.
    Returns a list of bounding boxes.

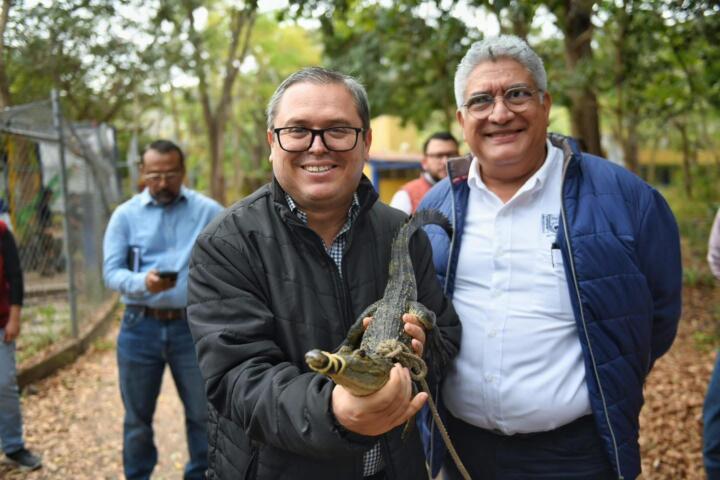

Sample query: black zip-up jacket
[0,221,23,329]
[188,176,461,479]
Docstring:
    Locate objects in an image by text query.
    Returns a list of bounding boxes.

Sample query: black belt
[127,305,186,321]
[454,414,595,440]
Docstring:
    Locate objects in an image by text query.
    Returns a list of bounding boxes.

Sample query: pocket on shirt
[550,250,574,315]
[537,249,574,315]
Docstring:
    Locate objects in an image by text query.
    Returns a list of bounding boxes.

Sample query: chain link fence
[0,95,121,363]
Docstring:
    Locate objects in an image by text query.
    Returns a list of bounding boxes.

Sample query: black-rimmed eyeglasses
[463,87,540,119]
[274,126,365,152]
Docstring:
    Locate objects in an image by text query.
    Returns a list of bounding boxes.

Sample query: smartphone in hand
[157,271,178,282]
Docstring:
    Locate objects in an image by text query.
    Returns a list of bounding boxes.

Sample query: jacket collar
[270,174,379,216]
[548,133,582,179]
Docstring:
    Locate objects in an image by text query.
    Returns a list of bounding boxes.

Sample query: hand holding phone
[146,269,178,293]
[157,271,178,281]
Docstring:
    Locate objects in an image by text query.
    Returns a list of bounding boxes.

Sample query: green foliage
[227,16,322,199]
[5,0,164,122]
[661,163,720,286]
[305,2,480,130]
[3,0,717,204]
[693,330,719,352]
[693,303,720,351]
[16,304,71,365]
[133,10,321,200]
[92,337,116,352]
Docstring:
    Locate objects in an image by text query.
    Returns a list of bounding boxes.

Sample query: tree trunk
[208,117,226,205]
[0,0,12,108]
[622,120,639,174]
[553,0,604,157]
[647,130,660,184]
[183,2,257,205]
[676,120,693,198]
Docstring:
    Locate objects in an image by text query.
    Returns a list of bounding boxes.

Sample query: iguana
[305,209,471,480]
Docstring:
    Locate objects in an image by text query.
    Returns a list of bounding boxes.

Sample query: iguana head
[305,348,394,397]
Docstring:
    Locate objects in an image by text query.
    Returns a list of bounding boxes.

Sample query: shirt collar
[140,185,189,206]
[467,139,559,194]
[422,172,437,186]
[285,192,360,226]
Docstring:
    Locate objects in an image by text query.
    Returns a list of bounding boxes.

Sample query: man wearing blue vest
[418,35,682,480]
[103,140,223,480]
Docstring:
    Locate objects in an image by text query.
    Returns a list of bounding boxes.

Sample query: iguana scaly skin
[305,209,472,480]
[305,209,452,396]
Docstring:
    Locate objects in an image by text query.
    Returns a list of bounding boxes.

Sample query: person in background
[389,132,459,215]
[0,219,42,471]
[102,140,223,480]
[187,67,460,479]
[703,207,720,479]
[418,34,682,480]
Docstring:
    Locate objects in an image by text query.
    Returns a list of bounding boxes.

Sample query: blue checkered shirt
[285,192,384,476]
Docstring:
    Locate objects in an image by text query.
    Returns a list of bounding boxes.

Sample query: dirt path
[0,286,717,479]
[0,321,188,479]
[639,286,719,479]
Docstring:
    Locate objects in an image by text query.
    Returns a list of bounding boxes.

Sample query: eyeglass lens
[277,127,361,152]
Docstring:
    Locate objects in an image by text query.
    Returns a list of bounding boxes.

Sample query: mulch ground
[0,285,717,479]
[0,320,188,479]
[639,285,719,479]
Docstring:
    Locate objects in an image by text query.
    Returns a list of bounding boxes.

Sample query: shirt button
[484,373,492,382]
[488,329,497,337]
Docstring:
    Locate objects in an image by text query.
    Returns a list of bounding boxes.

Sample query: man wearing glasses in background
[103,140,222,480]
[389,132,460,215]
[186,67,460,479]
[418,35,682,480]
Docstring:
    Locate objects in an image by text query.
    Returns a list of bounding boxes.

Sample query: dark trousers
[117,308,208,480]
[704,351,720,479]
[443,413,616,480]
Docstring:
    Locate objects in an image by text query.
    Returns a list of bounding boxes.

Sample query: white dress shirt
[442,142,591,434]
[389,172,437,215]
[389,189,412,215]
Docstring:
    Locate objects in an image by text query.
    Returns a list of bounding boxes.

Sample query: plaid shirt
[285,192,384,476]
[284,193,360,278]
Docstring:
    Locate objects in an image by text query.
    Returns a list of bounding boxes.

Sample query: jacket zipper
[443,180,459,297]
[429,175,459,473]
[559,158,624,480]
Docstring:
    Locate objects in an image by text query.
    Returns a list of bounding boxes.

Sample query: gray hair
[454,35,547,109]
[266,67,371,131]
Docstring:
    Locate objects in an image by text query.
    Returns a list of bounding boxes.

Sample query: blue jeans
[704,351,720,479]
[0,332,24,454]
[117,309,208,480]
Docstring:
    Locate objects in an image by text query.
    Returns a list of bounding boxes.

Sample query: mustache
[152,189,178,204]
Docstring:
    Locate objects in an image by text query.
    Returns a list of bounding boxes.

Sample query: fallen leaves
[0,320,187,479]
[0,286,717,479]
[639,286,719,479]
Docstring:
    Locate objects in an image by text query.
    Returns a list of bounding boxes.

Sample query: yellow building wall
[378,177,416,204]
[370,115,423,157]
[638,149,717,166]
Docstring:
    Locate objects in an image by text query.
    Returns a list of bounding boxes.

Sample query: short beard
[428,171,445,183]
[152,189,178,205]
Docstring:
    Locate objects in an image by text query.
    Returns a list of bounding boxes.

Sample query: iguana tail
[402,208,453,242]
[390,209,453,388]
[390,209,452,269]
